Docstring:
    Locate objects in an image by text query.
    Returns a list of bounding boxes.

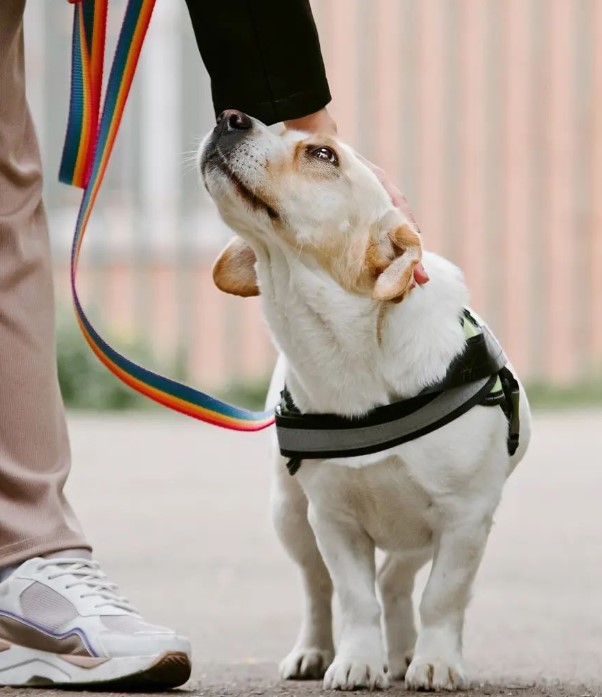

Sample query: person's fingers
[359,154,421,231]
[382,180,404,208]
[371,166,428,284]
[396,193,420,233]
[379,180,420,232]
[354,152,429,285]
[284,108,337,135]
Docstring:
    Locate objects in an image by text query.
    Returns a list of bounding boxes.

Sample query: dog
[199,109,532,691]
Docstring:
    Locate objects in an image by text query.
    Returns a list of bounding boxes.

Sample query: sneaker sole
[0,641,191,688]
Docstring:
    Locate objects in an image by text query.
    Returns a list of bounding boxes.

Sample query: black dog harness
[275,310,520,475]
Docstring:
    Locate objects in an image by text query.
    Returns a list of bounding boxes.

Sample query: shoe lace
[38,559,137,613]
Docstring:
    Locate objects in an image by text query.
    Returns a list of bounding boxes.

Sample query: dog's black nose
[217,109,252,133]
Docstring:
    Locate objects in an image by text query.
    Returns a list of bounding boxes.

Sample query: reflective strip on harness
[277,374,497,460]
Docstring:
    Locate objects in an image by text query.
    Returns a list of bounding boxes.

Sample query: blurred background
[24,0,602,409]
[16,2,602,685]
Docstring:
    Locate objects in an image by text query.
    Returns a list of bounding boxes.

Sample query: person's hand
[356,155,418,228]
[284,109,429,286]
[284,107,337,135]
[356,155,429,286]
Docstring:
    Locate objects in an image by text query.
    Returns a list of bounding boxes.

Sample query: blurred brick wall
[27,1,601,388]
[314,0,602,384]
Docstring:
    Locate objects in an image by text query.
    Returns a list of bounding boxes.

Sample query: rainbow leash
[59,0,275,431]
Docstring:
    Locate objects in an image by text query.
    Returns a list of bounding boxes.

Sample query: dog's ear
[366,210,422,302]
[212,237,259,297]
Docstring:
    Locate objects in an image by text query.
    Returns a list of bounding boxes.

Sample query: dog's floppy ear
[212,237,259,297]
[367,210,422,302]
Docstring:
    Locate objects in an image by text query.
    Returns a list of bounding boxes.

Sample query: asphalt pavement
[2,408,601,696]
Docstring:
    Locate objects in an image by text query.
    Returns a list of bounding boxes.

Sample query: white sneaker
[0,556,191,688]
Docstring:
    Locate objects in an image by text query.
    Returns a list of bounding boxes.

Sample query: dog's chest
[299,457,436,552]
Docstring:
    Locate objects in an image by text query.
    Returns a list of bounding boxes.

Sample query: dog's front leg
[379,551,430,680]
[308,505,388,691]
[405,515,493,691]
[272,462,334,680]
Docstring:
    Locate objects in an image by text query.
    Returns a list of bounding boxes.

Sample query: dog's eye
[309,146,339,166]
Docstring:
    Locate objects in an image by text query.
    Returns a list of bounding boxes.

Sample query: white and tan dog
[199,110,531,691]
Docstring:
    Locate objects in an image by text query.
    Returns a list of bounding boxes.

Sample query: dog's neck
[254,244,469,416]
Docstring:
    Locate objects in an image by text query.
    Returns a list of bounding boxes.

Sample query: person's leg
[0,4,191,687]
[0,0,89,566]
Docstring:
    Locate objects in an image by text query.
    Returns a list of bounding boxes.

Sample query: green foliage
[56,308,601,413]
[216,377,272,411]
[217,377,602,413]
[525,380,602,410]
[56,312,154,410]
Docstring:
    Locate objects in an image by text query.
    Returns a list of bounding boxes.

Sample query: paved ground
[2,409,601,696]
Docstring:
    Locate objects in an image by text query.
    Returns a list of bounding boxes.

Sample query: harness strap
[421,311,507,394]
[498,367,521,455]
[277,310,522,472]
[59,0,275,431]
[277,374,497,463]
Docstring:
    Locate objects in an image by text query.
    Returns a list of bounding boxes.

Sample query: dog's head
[200,110,422,302]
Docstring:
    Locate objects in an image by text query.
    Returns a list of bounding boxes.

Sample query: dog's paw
[280,647,333,680]
[323,657,388,691]
[405,656,467,691]
[387,650,413,681]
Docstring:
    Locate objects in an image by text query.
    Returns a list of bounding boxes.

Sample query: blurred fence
[25,0,602,389]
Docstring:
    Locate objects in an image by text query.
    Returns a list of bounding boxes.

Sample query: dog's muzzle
[202,109,253,165]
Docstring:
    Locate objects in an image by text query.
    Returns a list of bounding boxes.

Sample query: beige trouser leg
[0,0,90,565]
